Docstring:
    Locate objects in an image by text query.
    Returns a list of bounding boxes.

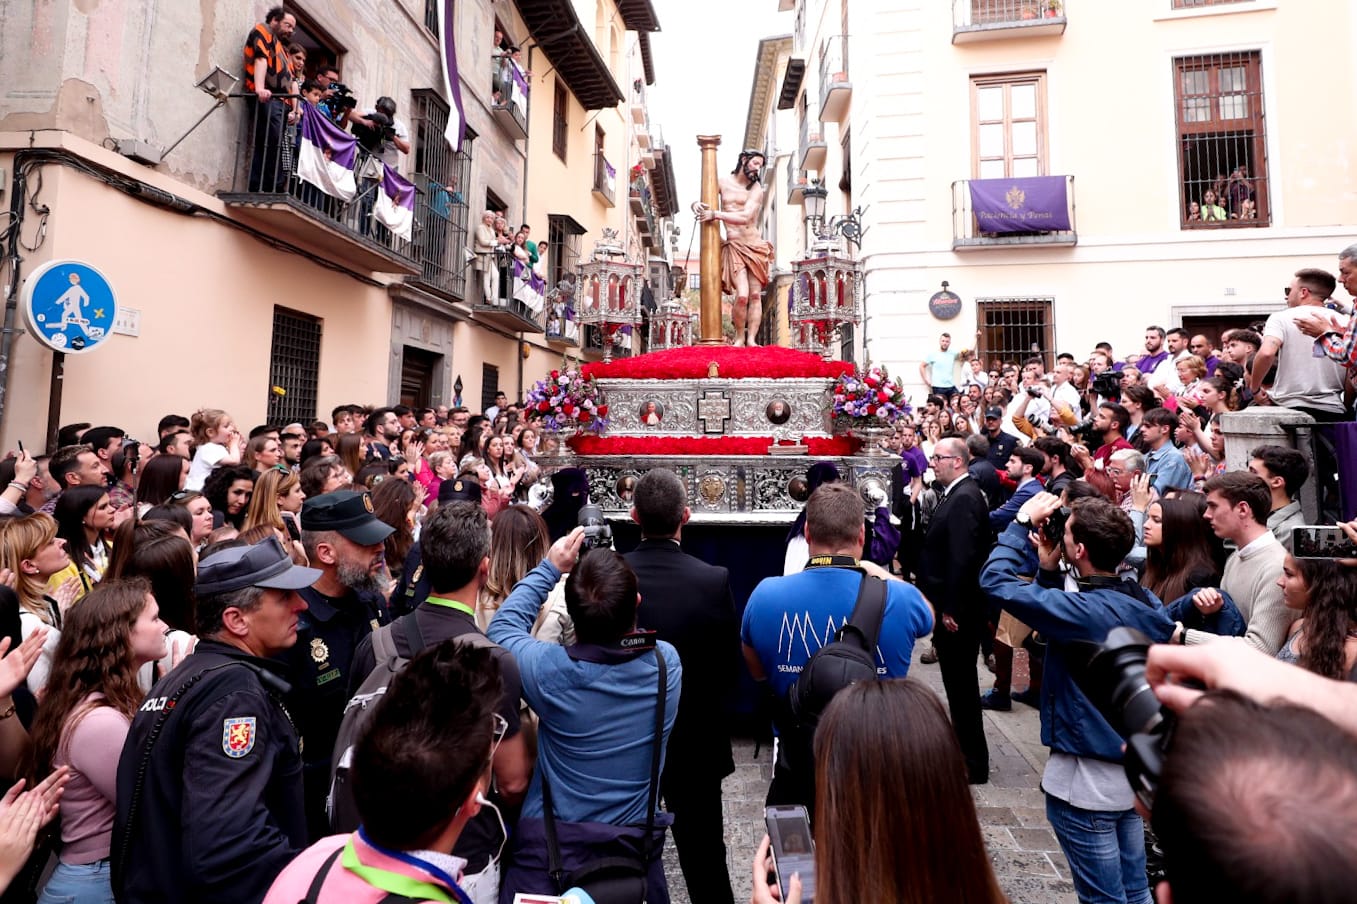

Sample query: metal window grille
[424,0,438,32]
[481,363,500,412]
[1174,51,1268,227]
[411,92,473,298]
[267,307,322,424]
[1173,0,1252,8]
[977,297,1054,370]
[553,82,569,161]
[547,215,583,287]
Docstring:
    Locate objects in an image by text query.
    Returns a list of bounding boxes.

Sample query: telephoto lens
[577,503,613,551]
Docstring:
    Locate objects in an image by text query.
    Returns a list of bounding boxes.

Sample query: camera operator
[980,492,1175,904]
[486,527,681,901]
[347,95,410,166]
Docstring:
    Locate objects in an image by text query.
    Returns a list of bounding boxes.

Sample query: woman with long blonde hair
[0,514,80,693]
[480,504,574,643]
[243,467,306,536]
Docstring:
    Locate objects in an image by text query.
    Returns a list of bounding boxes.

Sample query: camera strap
[804,554,863,571]
[564,631,657,665]
[1076,574,1157,607]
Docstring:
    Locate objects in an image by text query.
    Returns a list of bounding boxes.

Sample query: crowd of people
[0,253,1348,903]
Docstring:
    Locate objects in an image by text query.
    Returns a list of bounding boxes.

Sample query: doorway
[400,346,442,409]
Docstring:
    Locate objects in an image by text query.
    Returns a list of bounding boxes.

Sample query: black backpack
[771,573,887,816]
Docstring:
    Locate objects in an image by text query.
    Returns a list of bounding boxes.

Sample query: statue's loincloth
[721,236,774,295]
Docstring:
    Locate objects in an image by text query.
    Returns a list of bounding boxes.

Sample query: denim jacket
[981,523,1176,762]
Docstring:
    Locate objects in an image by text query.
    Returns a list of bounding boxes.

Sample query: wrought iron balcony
[951,175,1077,249]
[472,249,546,333]
[798,112,826,172]
[220,99,419,275]
[593,152,616,207]
[819,35,850,123]
[491,56,529,140]
[952,0,1068,43]
[788,162,809,204]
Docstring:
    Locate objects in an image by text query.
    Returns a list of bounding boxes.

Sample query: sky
[646,1,789,256]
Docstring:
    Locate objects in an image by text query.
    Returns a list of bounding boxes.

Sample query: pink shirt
[55,698,130,864]
[263,833,465,904]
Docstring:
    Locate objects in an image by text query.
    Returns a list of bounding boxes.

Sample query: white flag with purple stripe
[295,103,357,200]
[375,163,416,241]
[436,0,468,151]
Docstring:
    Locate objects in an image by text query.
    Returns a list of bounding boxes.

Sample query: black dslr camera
[350,110,394,153]
[577,503,613,553]
[1068,627,1177,809]
[1091,369,1124,399]
[328,82,359,112]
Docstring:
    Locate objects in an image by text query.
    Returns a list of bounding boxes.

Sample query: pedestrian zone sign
[21,260,119,354]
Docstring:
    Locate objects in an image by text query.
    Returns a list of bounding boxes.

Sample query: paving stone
[975,805,1020,826]
[990,849,1062,878]
[1010,827,1060,852]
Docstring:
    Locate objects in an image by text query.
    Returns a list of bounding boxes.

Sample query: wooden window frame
[553,81,569,162]
[970,72,1048,179]
[1173,51,1269,228]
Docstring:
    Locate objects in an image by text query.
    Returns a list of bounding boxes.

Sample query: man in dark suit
[624,468,739,904]
[917,437,993,783]
[965,433,1003,510]
[989,446,1046,532]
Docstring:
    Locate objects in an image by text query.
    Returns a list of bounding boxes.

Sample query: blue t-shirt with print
[740,567,934,699]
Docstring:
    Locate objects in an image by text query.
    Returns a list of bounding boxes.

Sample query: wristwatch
[1015,512,1033,528]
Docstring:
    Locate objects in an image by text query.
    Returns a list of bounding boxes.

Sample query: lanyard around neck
[424,596,475,618]
[345,831,470,904]
[805,554,861,570]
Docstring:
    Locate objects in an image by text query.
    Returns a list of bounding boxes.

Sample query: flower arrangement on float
[829,364,910,455]
[830,364,911,424]
[526,365,609,435]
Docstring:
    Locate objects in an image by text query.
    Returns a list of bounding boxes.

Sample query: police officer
[113,536,320,904]
[289,490,393,839]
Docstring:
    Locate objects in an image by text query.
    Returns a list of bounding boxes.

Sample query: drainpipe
[0,151,30,444]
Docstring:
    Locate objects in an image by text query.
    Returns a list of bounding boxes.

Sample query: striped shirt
[242,23,289,94]
[1319,309,1357,369]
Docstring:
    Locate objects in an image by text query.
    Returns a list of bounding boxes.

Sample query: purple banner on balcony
[435,0,467,151]
[296,103,358,201]
[375,164,416,241]
[969,176,1069,233]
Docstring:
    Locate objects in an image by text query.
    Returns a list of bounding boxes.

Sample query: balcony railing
[952,0,1068,43]
[472,249,545,333]
[798,113,826,171]
[593,152,616,206]
[630,177,657,248]
[491,56,529,140]
[788,162,809,204]
[951,175,1077,250]
[819,35,851,123]
[411,172,468,298]
[220,98,419,275]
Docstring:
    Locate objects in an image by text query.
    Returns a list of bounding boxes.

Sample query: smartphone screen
[1292,526,1357,559]
[765,805,816,902]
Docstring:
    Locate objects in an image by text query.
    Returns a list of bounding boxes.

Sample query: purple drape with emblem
[969,176,1070,233]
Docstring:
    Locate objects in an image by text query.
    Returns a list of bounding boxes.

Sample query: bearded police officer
[288,490,394,839]
[113,537,320,904]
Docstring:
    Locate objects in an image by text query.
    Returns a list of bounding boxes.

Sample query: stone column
[696,134,723,345]
[1217,408,1317,521]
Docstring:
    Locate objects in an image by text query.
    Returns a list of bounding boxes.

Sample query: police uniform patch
[363,493,375,513]
[310,637,330,665]
[222,717,257,758]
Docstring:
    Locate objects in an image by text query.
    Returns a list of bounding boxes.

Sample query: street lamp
[803,180,828,234]
[160,66,242,161]
[801,178,866,253]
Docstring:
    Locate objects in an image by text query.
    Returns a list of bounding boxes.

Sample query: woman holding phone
[751,679,1006,904]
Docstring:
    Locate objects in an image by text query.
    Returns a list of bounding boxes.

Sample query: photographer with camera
[346,96,409,242]
[980,492,1175,904]
[487,524,681,901]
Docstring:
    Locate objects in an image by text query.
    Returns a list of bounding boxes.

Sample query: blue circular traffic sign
[21,260,119,354]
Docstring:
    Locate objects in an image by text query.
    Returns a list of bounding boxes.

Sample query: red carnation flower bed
[582,346,850,380]
[567,434,860,457]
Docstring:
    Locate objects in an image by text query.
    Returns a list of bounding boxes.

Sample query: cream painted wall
[0,155,392,447]
[824,0,1357,386]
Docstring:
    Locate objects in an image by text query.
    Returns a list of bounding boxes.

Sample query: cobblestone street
[662,644,1078,903]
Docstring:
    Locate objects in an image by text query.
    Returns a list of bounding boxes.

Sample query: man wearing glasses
[917,438,994,784]
[346,501,532,902]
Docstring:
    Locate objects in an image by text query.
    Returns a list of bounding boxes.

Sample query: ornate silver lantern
[789,249,862,360]
[647,299,694,350]
[575,228,644,363]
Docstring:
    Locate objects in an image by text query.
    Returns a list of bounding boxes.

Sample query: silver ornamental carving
[537,456,895,525]
[595,378,835,436]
